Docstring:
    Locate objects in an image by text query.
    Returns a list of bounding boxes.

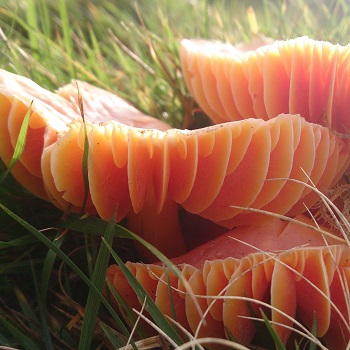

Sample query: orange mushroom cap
[180,36,350,134]
[106,215,350,349]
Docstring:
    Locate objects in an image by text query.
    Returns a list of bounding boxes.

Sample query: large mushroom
[0,66,349,257]
[0,35,350,347]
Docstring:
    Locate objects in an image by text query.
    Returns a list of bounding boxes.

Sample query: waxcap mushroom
[0,69,170,206]
[107,214,350,349]
[0,70,77,199]
[30,110,350,230]
[180,36,350,133]
[0,68,350,258]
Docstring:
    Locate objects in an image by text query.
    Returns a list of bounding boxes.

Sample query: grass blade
[30,261,54,350]
[246,301,275,349]
[260,309,286,350]
[14,286,40,334]
[25,0,39,52]
[105,278,146,339]
[78,209,117,350]
[99,321,127,348]
[0,101,32,185]
[59,213,132,238]
[309,315,317,350]
[102,237,184,346]
[40,231,64,303]
[76,84,90,214]
[58,0,75,76]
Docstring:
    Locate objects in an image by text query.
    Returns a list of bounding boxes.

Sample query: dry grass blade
[175,338,250,350]
[116,335,172,350]
[127,308,179,349]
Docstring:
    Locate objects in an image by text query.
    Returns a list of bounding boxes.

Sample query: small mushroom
[106,215,350,349]
[0,71,77,200]
[180,36,350,133]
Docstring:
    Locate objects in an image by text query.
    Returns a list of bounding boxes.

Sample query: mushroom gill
[106,215,350,349]
[0,69,349,258]
[180,36,350,134]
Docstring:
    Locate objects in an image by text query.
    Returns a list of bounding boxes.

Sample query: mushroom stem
[127,189,186,261]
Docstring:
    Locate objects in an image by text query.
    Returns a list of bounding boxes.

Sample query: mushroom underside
[180,36,350,134]
[106,215,350,350]
[0,69,349,257]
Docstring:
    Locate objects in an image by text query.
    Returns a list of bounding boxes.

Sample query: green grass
[1,0,350,349]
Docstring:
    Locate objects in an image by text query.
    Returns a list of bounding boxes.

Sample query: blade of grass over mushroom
[164,269,179,329]
[102,238,184,346]
[129,307,182,349]
[0,101,32,185]
[227,239,350,341]
[63,214,190,294]
[246,302,276,349]
[106,227,201,318]
[227,297,326,349]
[78,208,118,350]
[309,315,318,350]
[229,174,350,244]
[105,278,147,339]
[255,176,350,245]
[259,310,286,350]
[225,329,238,343]
[0,202,132,344]
[228,204,346,244]
[59,213,133,238]
[175,337,251,350]
[76,83,90,214]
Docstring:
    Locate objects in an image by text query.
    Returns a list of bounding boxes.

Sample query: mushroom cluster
[1,36,350,348]
[108,36,350,348]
